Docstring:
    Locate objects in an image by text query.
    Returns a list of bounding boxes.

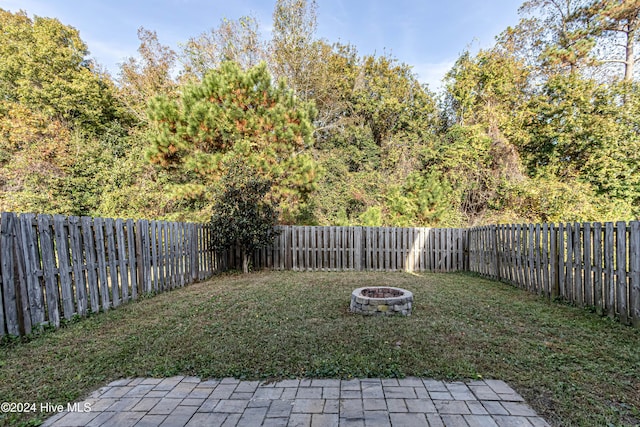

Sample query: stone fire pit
[350,286,413,316]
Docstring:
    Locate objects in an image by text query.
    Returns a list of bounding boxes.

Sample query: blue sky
[0,0,522,90]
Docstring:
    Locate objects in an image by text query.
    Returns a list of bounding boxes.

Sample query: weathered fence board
[53,215,74,319]
[616,221,628,324]
[1,213,19,335]
[173,222,181,286]
[631,222,640,328]
[573,222,582,306]
[81,216,100,314]
[163,221,172,289]
[150,220,159,292]
[593,222,603,315]
[584,222,592,306]
[542,223,549,296]
[247,226,465,273]
[13,213,31,335]
[3,215,639,336]
[534,224,541,295]
[115,219,129,303]
[605,222,615,319]
[69,216,87,317]
[0,214,219,337]
[467,221,640,327]
[104,217,120,308]
[94,217,110,311]
[37,215,60,328]
[565,223,574,302]
[21,213,44,326]
[126,219,138,301]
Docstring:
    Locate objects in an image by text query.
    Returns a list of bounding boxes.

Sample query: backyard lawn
[1,271,639,426]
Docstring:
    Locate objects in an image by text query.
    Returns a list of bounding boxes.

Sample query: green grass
[1,271,639,426]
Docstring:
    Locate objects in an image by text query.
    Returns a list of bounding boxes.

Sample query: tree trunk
[625,24,636,81]
[242,250,250,274]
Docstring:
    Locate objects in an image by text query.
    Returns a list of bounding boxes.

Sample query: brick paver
[42,377,550,427]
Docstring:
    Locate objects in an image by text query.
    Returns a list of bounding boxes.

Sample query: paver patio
[42,376,550,426]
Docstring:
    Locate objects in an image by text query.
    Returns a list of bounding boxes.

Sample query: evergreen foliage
[146,61,318,222]
[209,162,279,273]
[1,1,639,226]
[385,172,453,227]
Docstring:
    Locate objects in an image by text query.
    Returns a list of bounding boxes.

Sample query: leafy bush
[209,162,279,273]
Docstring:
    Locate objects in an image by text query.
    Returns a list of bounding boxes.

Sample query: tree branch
[600,59,626,64]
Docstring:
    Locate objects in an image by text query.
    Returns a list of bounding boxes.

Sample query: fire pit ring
[350,286,413,316]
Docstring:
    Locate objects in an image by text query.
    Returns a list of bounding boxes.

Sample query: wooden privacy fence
[0,212,216,337]
[0,216,468,337]
[468,222,640,327]
[249,226,467,273]
[3,212,640,336]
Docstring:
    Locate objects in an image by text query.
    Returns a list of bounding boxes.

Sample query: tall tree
[0,102,74,214]
[443,48,529,178]
[118,27,178,122]
[146,61,318,222]
[437,47,542,224]
[304,40,360,145]
[524,73,640,206]
[350,53,438,181]
[589,0,640,81]
[311,52,439,226]
[421,125,504,225]
[443,49,530,132]
[502,0,597,78]
[181,15,266,79]
[270,0,318,100]
[353,55,436,149]
[0,8,119,132]
[0,8,128,216]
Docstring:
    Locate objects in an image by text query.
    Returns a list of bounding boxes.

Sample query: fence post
[135,219,144,294]
[21,213,45,327]
[1,212,20,336]
[593,222,603,315]
[604,222,615,318]
[7,214,29,336]
[464,228,470,272]
[354,227,363,271]
[616,221,628,324]
[559,223,567,300]
[37,214,61,328]
[550,223,560,299]
[630,221,640,328]
[493,225,500,281]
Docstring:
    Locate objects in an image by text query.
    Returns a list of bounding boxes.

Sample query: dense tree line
[1,0,638,226]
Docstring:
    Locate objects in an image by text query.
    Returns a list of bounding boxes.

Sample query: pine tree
[146,61,318,222]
